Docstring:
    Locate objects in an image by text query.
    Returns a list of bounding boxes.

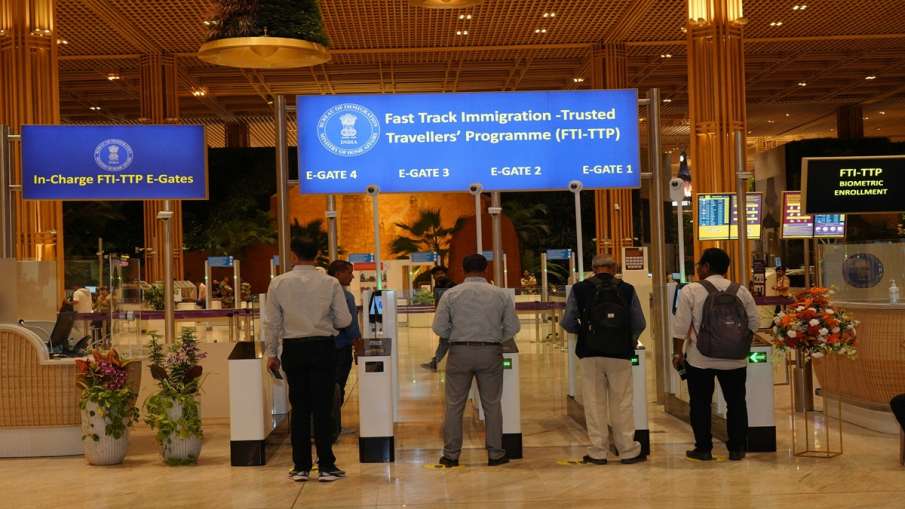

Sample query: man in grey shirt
[263,235,351,482]
[432,254,520,467]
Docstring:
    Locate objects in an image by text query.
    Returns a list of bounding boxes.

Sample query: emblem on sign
[94,138,134,172]
[317,103,380,157]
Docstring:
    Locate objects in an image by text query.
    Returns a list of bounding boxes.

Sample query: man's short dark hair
[430,265,449,276]
[699,247,731,275]
[327,260,352,276]
[462,254,488,274]
[290,235,319,261]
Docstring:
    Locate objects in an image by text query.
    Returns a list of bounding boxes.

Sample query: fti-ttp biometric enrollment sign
[297,89,641,194]
[22,125,207,200]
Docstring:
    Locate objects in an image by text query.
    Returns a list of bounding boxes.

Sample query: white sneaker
[289,469,309,482]
[318,471,339,482]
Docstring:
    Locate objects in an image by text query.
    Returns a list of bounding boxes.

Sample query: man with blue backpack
[672,248,760,461]
[561,254,647,465]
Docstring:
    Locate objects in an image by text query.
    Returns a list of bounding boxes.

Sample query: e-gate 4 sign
[21,125,207,200]
[296,90,641,194]
[802,155,905,214]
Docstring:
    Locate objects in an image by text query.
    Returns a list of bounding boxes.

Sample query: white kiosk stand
[357,338,395,462]
[714,345,777,451]
[228,341,288,466]
[362,289,399,422]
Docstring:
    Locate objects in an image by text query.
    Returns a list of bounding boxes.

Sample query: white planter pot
[81,401,129,465]
[161,397,203,464]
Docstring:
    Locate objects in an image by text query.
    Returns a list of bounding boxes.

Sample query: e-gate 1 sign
[297,90,641,194]
[22,125,207,200]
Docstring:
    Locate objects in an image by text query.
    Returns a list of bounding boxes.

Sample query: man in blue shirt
[328,260,362,443]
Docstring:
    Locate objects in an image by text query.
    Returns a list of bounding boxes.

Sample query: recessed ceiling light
[660,53,673,59]
[865,75,877,80]
[863,116,870,120]
[792,4,807,10]
[543,12,556,18]
[455,29,469,35]
[56,38,68,45]
[875,127,881,131]
[89,106,101,111]
[798,82,807,86]
[458,13,473,20]
[785,113,791,117]
[572,77,585,83]
[192,87,207,97]
[767,120,775,124]
[681,27,688,33]
[534,28,548,34]
[107,73,120,81]
[769,21,783,27]
[879,111,886,115]
[663,98,672,103]
[830,128,835,131]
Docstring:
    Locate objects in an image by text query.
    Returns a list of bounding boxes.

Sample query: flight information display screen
[814,213,846,238]
[781,191,814,239]
[729,192,763,240]
[698,193,732,241]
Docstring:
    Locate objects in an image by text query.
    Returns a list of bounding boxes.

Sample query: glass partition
[819,241,905,303]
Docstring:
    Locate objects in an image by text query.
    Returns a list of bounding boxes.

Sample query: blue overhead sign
[410,251,439,264]
[348,253,375,264]
[208,256,234,268]
[21,125,207,200]
[296,89,641,194]
[546,249,572,261]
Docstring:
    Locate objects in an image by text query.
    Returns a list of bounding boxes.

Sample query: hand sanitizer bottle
[890,279,900,304]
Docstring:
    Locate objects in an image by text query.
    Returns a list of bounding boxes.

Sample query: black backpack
[580,277,634,357]
[695,280,753,360]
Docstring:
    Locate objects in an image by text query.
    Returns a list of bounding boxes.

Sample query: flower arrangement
[771,287,859,360]
[144,329,207,465]
[76,349,140,442]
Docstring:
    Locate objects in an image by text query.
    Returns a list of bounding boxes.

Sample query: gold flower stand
[790,351,844,458]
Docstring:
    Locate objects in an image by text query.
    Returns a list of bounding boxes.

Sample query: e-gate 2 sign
[22,125,207,200]
[297,89,641,194]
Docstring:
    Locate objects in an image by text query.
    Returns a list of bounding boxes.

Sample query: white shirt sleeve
[262,281,283,358]
[739,285,762,332]
[672,285,695,339]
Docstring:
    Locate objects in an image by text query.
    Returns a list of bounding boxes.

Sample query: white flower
[832,327,840,334]
[796,306,804,312]
[826,309,835,315]
[812,351,824,359]
[788,330,797,338]
[819,328,829,336]
[847,324,855,330]
[807,307,816,313]
[809,319,820,327]
[774,317,782,324]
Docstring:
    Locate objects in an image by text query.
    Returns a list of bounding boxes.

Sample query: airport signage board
[296,89,641,194]
[697,193,762,241]
[208,256,234,268]
[348,253,375,264]
[781,191,846,239]
[21,125,207,200]
[802,155,905,214]
[546,249,572,261]
[410,251,438,264]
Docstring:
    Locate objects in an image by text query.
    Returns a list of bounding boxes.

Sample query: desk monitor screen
[697,193,732,241]
[781,191,814,239]
[729,192,763,240]
[814,213,846,238]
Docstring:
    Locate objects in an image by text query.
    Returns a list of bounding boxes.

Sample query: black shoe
[686,449,714,461]
[421,360,438,371]
[581,455,607,465]
[729,450,746,461]
[438,456,459,468]
[488,455,510,466]
[620,454,647,465]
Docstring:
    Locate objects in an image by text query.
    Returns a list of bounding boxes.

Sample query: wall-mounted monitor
[781,191,814,239]
[729,192,763,240]
[697,193,732,241]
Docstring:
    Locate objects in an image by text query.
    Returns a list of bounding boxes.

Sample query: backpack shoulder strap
[698,280,719,295]
[725,282,741,296]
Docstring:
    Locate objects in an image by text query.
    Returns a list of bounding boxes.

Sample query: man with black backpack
[561,255,647,465]
[672,248,760,462]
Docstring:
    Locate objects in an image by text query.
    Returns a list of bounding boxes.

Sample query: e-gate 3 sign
[802,155,905,214]
[21,125,207,201]
[297,89,641,194]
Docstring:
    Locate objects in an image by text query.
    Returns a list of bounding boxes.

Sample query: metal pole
[0,125,15,258]
[370,188,383,290]
[502,252,509,288]
[474,191,483,253]
[735,131,749,284]
[233,259,242,309]
[204,260,211,309]
[275,95,291,273]
[677,201,687,283]
[647,88,670,403]
[97,238,104,289]
[540,252,549,301]
[326,195,338,260]
[160,201,176,344]
[568,252,576,285]
[571,184,585,281]
[489,192,504,285]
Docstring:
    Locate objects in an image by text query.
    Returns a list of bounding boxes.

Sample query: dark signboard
[802,155,905,214]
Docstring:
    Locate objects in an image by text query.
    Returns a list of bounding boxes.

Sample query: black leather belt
[451,341,500,347]
[283,336,333,342]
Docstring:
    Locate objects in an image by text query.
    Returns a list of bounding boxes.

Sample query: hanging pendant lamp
[198,0,330,69]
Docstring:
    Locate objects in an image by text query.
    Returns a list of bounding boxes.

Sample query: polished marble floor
[2,322,902,509]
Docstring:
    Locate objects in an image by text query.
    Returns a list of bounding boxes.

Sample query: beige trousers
[580,356,641,460]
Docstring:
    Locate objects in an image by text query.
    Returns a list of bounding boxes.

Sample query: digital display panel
[729,192,763,240]
[781,191,814,239]
[698,193,732,241]
[802,155,905,214]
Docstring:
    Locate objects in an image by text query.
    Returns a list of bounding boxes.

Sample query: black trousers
[891,394,905,431]
[282,338,337,471]
[333,345,354,437]
[686,362,748,453]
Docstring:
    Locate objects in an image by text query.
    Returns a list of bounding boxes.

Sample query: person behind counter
[263,235,352,483]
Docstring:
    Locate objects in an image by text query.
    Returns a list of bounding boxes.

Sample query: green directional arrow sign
[631,355,640,366]
[748,351,768,364]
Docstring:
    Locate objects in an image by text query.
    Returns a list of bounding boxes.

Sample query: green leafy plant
[290,218,344,268]
[391,209,465,267]
[76,350,140,442]
[411,287,435,306]
[143,283,164,311]
[144,330,206,464]
[207,0,331,46]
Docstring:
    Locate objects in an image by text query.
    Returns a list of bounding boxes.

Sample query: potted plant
[144,329,207,465]
[76,349,141,465]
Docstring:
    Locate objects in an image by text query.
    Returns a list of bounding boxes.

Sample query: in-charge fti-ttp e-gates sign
[297,89,641,194]
[22,125,207,200]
